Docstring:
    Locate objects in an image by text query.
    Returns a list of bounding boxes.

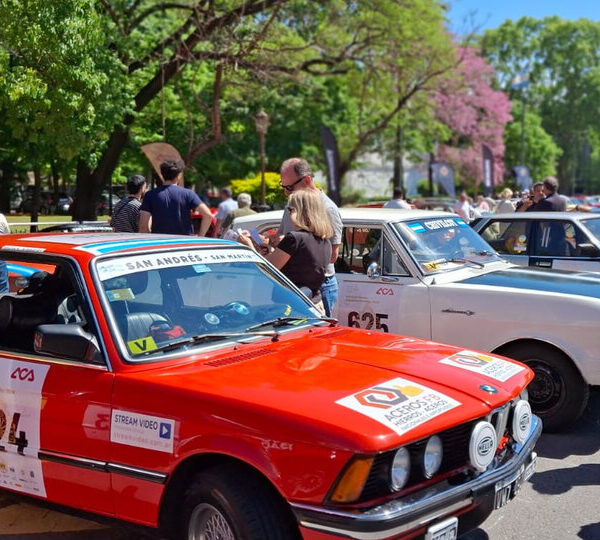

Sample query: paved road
[0,389,598,539]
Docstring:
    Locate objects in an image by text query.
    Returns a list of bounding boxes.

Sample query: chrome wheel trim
[188,503,235,540]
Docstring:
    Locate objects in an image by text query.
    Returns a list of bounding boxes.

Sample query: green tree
[504,100,562,181]
[480,17,600,193]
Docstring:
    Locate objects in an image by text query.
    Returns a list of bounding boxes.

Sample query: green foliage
[504,100,562,180]
[0,0,129,165]
[230,172,286,206]
[480,17,600,192]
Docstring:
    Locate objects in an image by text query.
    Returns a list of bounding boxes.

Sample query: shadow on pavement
[579,522,600,540]
[535,388,600,460]
[459,527,489,539]
[529,463,600,495]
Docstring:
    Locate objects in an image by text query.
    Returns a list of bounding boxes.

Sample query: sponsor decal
[423,219,458,231]
[111,410,175,454]
[0,360,50,497]
[97,249,262,281]
[376,287,394,296]
[1,245,46,253]
[440,350,525,382]
[336,377,460,436]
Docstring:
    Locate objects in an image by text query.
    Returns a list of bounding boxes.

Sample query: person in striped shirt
[111,175,147,233]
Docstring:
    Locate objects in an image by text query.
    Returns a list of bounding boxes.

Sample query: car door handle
[442,308,475,316]
[381,276,399,282]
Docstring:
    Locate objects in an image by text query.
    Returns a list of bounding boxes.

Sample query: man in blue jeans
[274,157,342,317]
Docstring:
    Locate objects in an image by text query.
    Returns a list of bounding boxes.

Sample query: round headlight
[423,435,443,478]
[469,421,497,472]
[512,399,532,445]
[390,447,411,491]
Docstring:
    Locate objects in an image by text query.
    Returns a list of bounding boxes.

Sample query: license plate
[494,453,537,509]
[425,517,458,540]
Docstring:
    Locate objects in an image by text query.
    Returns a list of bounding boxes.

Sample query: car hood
[461,267,600,299]
[141,328,532,452]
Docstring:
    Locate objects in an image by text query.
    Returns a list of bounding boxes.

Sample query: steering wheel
[224,301,252,317]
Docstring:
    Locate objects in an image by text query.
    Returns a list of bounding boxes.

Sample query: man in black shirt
[535,176,566,212]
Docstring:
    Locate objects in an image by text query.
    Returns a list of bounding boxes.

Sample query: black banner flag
[320,126,341,205]
[482,144,494,196]
[430,161,455,198]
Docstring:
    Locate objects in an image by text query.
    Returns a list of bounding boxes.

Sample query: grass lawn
[6,214,109,233]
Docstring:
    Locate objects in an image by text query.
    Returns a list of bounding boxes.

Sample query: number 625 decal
[348,311,389,332]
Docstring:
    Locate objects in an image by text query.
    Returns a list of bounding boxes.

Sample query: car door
[0,254,114,515]
[334,223,431,338]
[477,218,531,266]
[530,219,600,272]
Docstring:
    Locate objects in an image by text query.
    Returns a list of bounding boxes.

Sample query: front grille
[355,404,520,504]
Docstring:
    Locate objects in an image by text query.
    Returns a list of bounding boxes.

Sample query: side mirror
[366,262,380,279]
[34,324,103,364]
[578,243,600,257]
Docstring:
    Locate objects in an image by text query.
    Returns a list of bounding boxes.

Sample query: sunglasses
[279,176,305,192]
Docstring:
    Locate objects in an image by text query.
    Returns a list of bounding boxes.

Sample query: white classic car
[234,208,600,432]
[471,211,600,272]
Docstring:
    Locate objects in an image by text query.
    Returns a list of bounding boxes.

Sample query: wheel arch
[158,452,297,538]
[493,338,579,373]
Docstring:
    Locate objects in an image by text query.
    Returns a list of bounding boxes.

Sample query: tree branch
[126,3,199,34]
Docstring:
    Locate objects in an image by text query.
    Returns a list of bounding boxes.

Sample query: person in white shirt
[383,187,411,209]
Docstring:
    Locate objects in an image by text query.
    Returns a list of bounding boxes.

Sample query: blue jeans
[320,275,338,317]
[0,260,7,294]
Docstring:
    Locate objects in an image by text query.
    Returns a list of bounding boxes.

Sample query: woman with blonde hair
[495,187,515,214]
[239,189,332,306]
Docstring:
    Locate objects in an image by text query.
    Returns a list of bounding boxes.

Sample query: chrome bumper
[292,415,542,540]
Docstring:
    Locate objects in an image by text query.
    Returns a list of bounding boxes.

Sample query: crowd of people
[109,156,342,316]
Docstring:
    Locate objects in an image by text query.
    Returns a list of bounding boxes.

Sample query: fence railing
[8,221,110,234]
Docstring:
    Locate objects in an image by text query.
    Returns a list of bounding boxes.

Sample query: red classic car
[0,233,540,540]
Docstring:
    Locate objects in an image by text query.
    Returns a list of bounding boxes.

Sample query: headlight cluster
[390,435,444,491]
[512,399,532,445]
[468,398,533,473]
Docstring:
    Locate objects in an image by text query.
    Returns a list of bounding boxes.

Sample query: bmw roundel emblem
[480,384,498,394]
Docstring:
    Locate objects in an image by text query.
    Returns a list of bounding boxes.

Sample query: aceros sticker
[336,377,460,436]
[440,350,525,382]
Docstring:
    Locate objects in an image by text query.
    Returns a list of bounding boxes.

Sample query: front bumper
[293,415,542,540]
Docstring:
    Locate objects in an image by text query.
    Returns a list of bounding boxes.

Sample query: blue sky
[447,0,600,34]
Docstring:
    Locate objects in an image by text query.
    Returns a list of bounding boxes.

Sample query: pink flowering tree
[435,45,512,192]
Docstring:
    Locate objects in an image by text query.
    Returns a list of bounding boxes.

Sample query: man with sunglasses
[273,157,342,317]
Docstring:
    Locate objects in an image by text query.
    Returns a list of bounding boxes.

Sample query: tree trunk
[72,125,130,220]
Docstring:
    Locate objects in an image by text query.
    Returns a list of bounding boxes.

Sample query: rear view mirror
[34,324,103,364]
[578,243,600,257]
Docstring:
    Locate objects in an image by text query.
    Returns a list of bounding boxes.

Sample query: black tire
[181,464,300,540]
[502,343,589,432]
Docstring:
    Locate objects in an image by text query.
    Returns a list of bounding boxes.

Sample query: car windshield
[392,217,503,274]
[581,217,600,240]
[94,248,324,361]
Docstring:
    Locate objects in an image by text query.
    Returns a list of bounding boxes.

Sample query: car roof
[481,212,600,220]
[235,207,457,224]
[0,233,237,262]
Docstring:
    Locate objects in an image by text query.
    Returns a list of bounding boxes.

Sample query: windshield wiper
[447,257,485,268]
[245,316,337,332]
[141,331,279,355]
[473,250,495,257]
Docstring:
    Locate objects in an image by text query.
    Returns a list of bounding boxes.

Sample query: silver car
[471,211,600,272]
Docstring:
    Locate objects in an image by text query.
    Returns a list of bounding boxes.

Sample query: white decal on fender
[0,360,50,497]
[439,350,525,382]
[336,377,460,436]
[111,410,175,453]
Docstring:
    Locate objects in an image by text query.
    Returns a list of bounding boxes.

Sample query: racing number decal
[348,311,389,332]
[0,360,50,497]
[0,410,28,454]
